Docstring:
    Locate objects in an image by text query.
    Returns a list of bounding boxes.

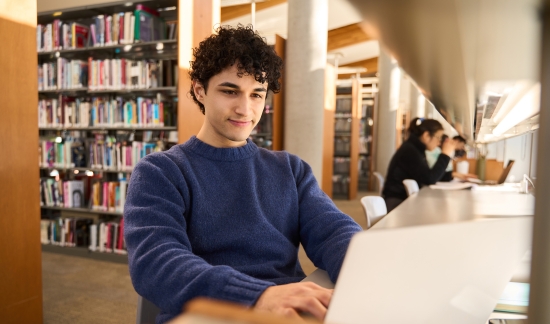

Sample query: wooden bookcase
[331,77,378,199]
[37,0,181,262]
[36,0,283,261]
[1,0,43,322]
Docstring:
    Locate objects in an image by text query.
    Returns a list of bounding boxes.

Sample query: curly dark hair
[189,25,283,114]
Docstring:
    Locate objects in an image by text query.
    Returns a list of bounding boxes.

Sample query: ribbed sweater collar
[181,136,258,161]
[407,134,427,153]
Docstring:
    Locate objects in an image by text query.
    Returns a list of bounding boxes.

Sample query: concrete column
[375,49,398,177]
[285,0,328,182]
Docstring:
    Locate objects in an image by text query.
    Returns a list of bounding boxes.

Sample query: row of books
[37,5,175,52]
[37,21,89,52]
[39,136,164,171]
[40,179,86,208]
[40,217,127,254]
[91,180,128,212]
[87,58,177,91]
[38,96,176,128]
[38,58,177,91]
[39,59,88,91]
[40,176,128,212]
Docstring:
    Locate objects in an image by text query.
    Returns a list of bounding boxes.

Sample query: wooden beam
[178,0,220,143]
[338,57,379,79]
[221,0,286,22]
[272,34,286,151]
[322,64,336,197]
[327,23,373,52]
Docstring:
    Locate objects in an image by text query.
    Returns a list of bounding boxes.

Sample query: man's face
[193,64,267,148]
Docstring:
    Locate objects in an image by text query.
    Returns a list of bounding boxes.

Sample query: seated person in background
[123,25,362,324]
[426,135,477,181]
[382,118,456,212]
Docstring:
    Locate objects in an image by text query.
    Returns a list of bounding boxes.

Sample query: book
[495,282,529,314]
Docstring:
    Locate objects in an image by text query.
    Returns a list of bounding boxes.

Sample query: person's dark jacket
[382,134,451,201]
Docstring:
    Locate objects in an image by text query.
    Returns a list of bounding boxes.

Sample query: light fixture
[493,82,540,136]
[159,6,176,11]
[156,43,164,50]
[49,170,59,177]
[52,12,62,17]
[55,136,62,143]
[123,45,132,52]
[86,170,94,177]
[124,2,133,7]
[74,170,79,174]
[491,80,534,124]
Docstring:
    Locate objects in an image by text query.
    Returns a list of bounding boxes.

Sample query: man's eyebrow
[217,82,267,92]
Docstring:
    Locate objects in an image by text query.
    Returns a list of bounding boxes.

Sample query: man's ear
[192,80,205,102]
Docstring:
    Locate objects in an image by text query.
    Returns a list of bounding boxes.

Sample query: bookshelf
[36,0,284,261]
[37,0,180,260]
[332,78,378,199]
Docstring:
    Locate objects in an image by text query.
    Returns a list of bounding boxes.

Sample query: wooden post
[272,34,286,151]
[178,0,220,143]
[0,1,43,322]
[348,77,361,199]
[322,64,336,197]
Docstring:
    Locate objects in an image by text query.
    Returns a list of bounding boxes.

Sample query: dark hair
[408,118,443,137]
[453,135,466,143]
[439,134,449,148]
[189,25,283,114]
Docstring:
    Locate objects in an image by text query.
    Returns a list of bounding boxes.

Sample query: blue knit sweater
[124,136,362,323]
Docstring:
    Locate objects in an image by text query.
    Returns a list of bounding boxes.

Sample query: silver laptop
[323,217,532,324]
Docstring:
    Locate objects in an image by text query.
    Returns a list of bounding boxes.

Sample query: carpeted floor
[42,191,373,323]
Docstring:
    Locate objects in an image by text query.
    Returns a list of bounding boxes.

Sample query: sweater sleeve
[398,146,451,186]
[291,158,363,283]
[124,154,274,316]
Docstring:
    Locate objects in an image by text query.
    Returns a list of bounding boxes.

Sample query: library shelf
[40,166,133,173]
[41,206,123,216]
[41,244,128,264]
[37,39,178,58]
[39,86,177,96]
[39,126,177,131]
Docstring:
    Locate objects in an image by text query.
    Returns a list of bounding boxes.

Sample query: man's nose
[234,95,253,116]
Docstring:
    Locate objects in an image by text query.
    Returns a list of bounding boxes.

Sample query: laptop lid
[497,160,515,184]
[325,217,532,324]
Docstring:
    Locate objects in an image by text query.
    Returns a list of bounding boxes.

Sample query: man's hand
[254,282,333,321]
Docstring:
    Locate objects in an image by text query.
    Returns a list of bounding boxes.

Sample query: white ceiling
[221,0,379,64]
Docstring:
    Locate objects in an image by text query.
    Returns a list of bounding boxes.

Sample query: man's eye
[252,93,263,99]
[222,90,237,95]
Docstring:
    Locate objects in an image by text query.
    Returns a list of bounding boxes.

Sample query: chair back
[403,179,419,196]
[136,295,161,324]
[360,196,388,228]
[372,172,385,195]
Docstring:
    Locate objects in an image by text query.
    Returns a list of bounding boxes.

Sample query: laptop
[467,160,515,185]
[323,217,532,324]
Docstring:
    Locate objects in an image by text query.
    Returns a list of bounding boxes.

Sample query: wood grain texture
[0,14,43,323]
[338,57,378,79]
[322,64,336,197]
[221,0,286,22]
[327,23,373,52]
[272,34,285,151]
[348,78,361,200]
[178,0,218,143]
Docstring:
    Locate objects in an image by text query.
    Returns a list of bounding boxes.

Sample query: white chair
[360,196,387,229]
[372,172,385,195]
[403,179,419,196]
[136,296,160,324]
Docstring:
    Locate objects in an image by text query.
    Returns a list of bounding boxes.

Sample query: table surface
[372,187,535,230]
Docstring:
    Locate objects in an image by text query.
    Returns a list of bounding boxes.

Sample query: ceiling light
[53,12,62,17]
[493,83,540,136]
[124,2,133,7]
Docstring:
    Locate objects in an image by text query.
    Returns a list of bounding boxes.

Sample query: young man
[124,25,362,323]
